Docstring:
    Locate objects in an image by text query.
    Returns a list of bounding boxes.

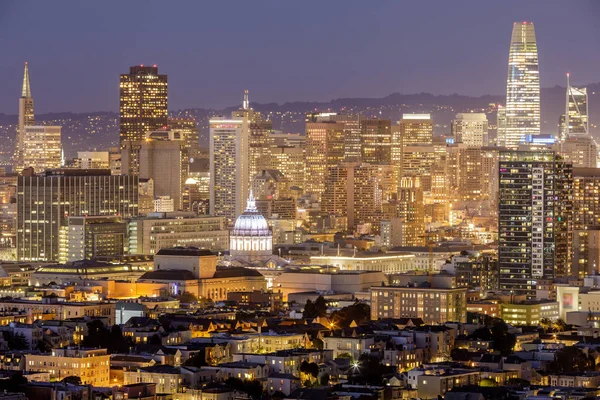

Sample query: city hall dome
[230,190,273,260]
[232,190,271,236]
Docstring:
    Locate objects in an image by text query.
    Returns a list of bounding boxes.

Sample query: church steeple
[21,62,32,98]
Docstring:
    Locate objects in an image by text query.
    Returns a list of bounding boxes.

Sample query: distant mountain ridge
[0,83,598,162]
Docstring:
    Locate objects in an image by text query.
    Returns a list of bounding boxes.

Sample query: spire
[242,89,249,110]
[246,189,256,211]
[21,62,32,98]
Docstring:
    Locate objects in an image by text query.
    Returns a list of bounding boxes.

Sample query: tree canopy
[303,296,328,319]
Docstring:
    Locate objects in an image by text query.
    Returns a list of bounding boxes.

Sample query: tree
[553,318,568,333]
[331,302,371,328]
[177,291,198,304]
[35,340,52,353]
[320,373,330,386]
[0,373,27,393]
[479,378,498,387]
[148,334,163,345]
[300,361,320,378]
[61,376,82,385]
[302,296,328,319]
[2,332,29,350]
[490,319,516,356]
[548,346,594,373]
[539,318,552,333]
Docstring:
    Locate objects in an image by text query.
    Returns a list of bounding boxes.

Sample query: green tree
[61,376,82,385]
[548,346,594,373]
[320,373,330,386]
[331,302,371,327]
[539,318,552,333]
[2,332,29,350]
[148,334,162,345]
[553,318,568,333]
[300,361,320,378]
[490,319,516,356]
[303,296,328,319]
[178,291,198,304]
[480,378,498,387]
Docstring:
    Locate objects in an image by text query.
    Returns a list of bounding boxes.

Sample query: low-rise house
[267,373,301,395]
[123,364,183,394]
[212,361,269,381]
[323,329,375,359]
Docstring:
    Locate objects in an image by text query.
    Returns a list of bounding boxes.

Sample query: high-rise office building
[321,163,395,231]
[270,146,305,190]
[451,113,489,147]
[17,169,138,262]
[75,151,110,169]
[13,62,35,172]
[119,65,168,174]
[558,136,597,168]
[232,91,273,180]
[557,74,596,168]
[21,126,62,172]
[498,151,572,298]
[559,74,589,140]
[168,117,200,159]
[122,129,188,211]
[305,118,344,200]
[502,22,540,148]
[399,114,433,145]
[496,105,507,147]
[573,168,600,230]
[359,119,393,164]
[209,113,249,226]
[395,176,425,246]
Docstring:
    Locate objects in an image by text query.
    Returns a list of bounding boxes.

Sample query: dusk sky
[1,1,599,114]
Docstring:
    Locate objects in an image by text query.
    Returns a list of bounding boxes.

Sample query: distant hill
[1,83,598,163]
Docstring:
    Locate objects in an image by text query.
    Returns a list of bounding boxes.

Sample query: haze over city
[1,0,600,113]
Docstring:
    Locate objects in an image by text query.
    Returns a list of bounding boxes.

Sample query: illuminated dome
[230,190,273,260]
[232,190,271,236]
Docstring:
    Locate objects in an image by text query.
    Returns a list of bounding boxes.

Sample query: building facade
[17,170,138,262]
[119,65,168,174]
[501,22,540,148]
[498,151,573,298]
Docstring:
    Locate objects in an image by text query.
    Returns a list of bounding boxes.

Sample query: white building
[154,196,175,212]
[22,126,62,172]
[76,151,109,169]
[229,191,273,264]
[452,113,488,147]
[210,116,249,227]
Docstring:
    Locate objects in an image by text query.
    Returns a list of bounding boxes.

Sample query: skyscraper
[399,114,433,146]
[498,151,572,298]
[305,118,344,200]
[559,74,589,140]
[13,62,35,172]
[502,22,540,148]
[119,65,168,174]
[359,119,393,164]
[209,114,249,226]
[557,75,596,167]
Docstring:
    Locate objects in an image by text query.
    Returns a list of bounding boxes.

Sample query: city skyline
[1,1,599,113]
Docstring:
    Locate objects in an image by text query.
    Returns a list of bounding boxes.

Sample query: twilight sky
[1,0,599,114]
